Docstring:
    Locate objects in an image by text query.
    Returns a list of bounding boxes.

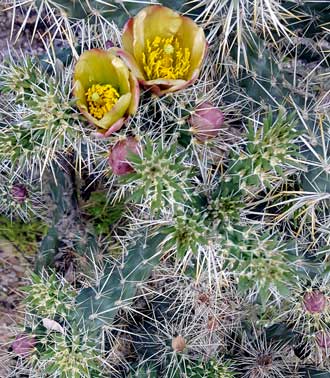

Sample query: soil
[0,3,45,59]
[0,4,45,374]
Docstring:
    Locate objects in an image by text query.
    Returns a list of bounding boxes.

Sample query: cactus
[230,35,301,110]
[128,364,158,378]
[0,52,90,179]
[185,359,236,378]
[43,0,186,23]
[3,0,330,377]
[76,231,166,330]
[39,327,102,378]
[122,139,193,213]
[300,123,330,194]
[22,271,76,318]
[34,161,100,274]
[228,109,302,189]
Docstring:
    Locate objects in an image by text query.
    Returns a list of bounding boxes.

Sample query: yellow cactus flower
[114,5,207,96]
[73,49,140,136]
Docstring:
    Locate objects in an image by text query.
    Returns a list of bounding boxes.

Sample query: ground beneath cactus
[0,5,45,375]
[0,3,45,59]
[0,240,29,375]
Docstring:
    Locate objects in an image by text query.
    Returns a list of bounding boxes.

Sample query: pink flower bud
[12,334,36,357]
[303,291,327,314]
[171,335,186,352]
[316,331,330,349]
[188,102,224,142]
[11,185,28,203]
[108,137,140,176]
[105,40,115,49]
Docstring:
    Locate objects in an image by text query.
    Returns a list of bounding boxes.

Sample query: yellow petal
[176,16,206,79]
[133,5,182,72]
[73,79,88,109]
[97,117,126,137]
[122,18,134,56]
[157,69,200,95]
[111,48,145,81]
[74,49,120,90]
[94,93,131,130]
[142,78,186,87]
[109,54,130,95]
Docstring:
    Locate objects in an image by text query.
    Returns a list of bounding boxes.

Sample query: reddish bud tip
[108,137,140,176]
[303,291,327,314]
[188,102,224,142]
[105,40,115,49]
[171,335,186,352]
[316,331,330,349]
[11,185,28,203]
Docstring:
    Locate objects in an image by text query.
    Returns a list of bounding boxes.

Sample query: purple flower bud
[108,137,140,176]
[105,40,115,49]
[188,102,224,142]
[11,185,28,203]
[12,334,36,357]
[316,331,330,349]
[303,291,327,314]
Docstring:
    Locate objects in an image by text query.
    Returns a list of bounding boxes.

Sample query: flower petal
[176,16,206,79]
[94,117,126,138]
[133,5,182,70]
[109,55,130,95]
[140,78,187,96]
[111,48,145,81]
[94,93,131,129]
[73,79,88,109]
[142,78,186,87]
[128,72,140,115]
[42,318,65,334]
[154,69,200,96]
[73,49,120,89]
[122,18,134,55]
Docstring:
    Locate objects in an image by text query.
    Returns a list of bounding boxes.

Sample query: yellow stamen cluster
[86,84,120,120]
[142,36,191,80]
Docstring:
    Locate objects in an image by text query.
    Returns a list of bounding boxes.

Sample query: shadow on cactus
[76,230,166,331]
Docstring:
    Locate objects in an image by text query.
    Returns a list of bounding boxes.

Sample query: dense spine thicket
[1,1,330,377]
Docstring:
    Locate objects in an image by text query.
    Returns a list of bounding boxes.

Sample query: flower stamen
[142,36,191,80]
[86,84,120,120]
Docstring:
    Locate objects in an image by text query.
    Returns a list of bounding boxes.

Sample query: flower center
[86,84,120,120]
[142,36,191,80]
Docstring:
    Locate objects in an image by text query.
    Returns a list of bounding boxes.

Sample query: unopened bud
[171,335,186,352]
[108,136,140,175]
[316,331,330,349]
[303,291,327,314]
[105,40,115,49]
[11,185,28,203]
[188,102,224,142]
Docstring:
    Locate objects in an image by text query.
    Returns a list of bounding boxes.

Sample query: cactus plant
[76,230,166,330]
[2,0,330,377]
